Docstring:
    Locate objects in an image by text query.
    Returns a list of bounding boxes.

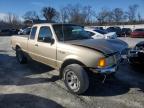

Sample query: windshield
[53,24,91,41]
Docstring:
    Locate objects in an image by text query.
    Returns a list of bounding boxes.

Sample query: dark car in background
[95,27,104,30]
[0,29,12,36]
[106,27,122,36]
[128,41,144,66]
[11,29,19,35]
[121,28,132,36]
[131,29,144,38]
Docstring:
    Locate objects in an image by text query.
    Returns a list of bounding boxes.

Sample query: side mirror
[51,38,55,45]
[42,37,55,44]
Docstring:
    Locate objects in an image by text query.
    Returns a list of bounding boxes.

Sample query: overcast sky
[0,0,144,19]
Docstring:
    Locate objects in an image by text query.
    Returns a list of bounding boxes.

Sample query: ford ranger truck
[11,23,128,94]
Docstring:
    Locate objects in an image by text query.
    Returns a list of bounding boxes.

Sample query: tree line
[23,4,144,26]
[0,4,144,29]
[0,13,22,29]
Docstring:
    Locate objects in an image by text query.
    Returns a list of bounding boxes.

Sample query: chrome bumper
[128,50,139,57]
[91,65,118,74]
[91,50,127,74]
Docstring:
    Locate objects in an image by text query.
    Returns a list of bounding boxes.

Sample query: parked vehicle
[85,28,117,39]
[11,29,19,35]
[0,29,11,36]
[18,27,31,35]
[95,27,104,30]
[11,23,128,94]
[128,41,144,66]
[107,27,122,36]
[131,29,144,38]
[85,26,104,30]
[121,28,132,36]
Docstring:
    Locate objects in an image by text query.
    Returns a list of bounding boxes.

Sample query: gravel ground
[0,36,144,108]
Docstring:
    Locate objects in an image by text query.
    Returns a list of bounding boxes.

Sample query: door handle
[35,44,39,47]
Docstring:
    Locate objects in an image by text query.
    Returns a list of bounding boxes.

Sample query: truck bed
[11,35,28,51]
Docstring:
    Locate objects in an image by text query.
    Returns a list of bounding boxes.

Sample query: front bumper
[90,64,118,74]
[90,54,124,74]
[90,49,128,75]
[128,50,138,57]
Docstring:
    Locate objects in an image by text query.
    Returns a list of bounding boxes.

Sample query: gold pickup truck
[11,23,128,94]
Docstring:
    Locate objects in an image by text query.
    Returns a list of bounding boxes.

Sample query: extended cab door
[34,26,57,68]
[27,26,38,60]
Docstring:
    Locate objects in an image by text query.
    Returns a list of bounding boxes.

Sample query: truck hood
[67,39,128,55]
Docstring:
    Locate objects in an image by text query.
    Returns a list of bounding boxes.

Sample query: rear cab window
[30,27,37,40]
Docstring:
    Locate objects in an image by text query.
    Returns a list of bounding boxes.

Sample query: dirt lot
[0,36,144,108]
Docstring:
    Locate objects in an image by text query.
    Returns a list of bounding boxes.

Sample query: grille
[115,52,121,62]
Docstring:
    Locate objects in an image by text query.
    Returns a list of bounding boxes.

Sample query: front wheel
[16,47,27,64]
[63,64,89,94]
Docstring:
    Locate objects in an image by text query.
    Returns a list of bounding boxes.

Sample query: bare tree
[60,7,70,23]
[66,4,84,24]
[138,13,142,21]
[96,8,113,25]
[60,4,94,25]
[126,4,139,22]
[42,7,58,22]
[3,13,22,29]
[23,11,40,20]
[82,6,94,24]
[112,8,124,23]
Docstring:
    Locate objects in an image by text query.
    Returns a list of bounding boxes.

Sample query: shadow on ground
[83,76,131,96]
[0,93,63,108]
[83,61,144,96]
[0,53,60,86]
[0,53,144,97]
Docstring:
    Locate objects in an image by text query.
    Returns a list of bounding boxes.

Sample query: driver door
[34,26,57,68]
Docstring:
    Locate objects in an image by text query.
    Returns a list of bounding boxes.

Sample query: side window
[38,26,53,42]
[30,27,37,40]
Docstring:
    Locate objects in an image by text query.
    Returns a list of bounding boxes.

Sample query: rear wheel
[16,47,27,64]
[63,64,89,94]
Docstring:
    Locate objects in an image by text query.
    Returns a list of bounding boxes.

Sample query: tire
[128,58,137,66]
[63,64,89,94]
[16,47,27,64]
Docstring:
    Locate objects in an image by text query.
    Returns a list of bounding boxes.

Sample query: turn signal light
[97,57,106,68]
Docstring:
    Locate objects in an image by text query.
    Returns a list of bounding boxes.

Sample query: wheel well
[16,45,20,49]
[59,59,86,79]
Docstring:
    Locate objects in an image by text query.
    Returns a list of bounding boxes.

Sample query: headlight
[106,56,115,65]
[97,56,115,68]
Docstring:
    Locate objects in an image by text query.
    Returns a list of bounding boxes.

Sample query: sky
[0,0,144,20]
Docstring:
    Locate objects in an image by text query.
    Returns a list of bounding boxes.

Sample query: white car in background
[85,28,117,39]
[18,27,31,35]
